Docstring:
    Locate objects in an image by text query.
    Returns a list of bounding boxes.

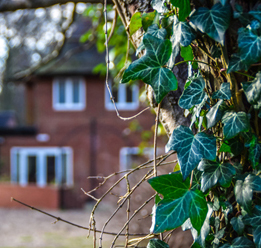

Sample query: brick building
[0,17,156,209]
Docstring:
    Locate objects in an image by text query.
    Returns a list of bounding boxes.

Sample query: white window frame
[10,147,73,187]
[105,82,139,111]
[120,147,156,171]
[53,77,86,111]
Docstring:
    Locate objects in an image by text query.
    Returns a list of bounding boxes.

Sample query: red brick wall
[0,183,59,209]
[0,75,156,208]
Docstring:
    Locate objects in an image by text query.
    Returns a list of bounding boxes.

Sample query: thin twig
[11,198,145,236]
[189,170,194,190]
[110,193,156,248]
[125,175,131,248]
[154,102,162,177]
[98,152,175,248]
[81,188,99,201]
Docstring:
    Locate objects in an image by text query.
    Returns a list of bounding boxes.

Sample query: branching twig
[11,198,145,236]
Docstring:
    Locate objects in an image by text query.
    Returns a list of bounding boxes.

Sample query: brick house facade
[0,18,156,209]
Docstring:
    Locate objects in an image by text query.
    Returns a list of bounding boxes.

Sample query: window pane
[126,85,133,103]
[112,85,118,103]
[72,79,80,103]
[15,152,20,183]
[47,156,55,184]
[61,153,67,184]
[28,156,37,183]
[58,80,66,103]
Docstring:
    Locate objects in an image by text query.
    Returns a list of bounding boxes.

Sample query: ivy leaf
[238,22,261,66]
[249,6,261,23]
[179,76,207,109]
[235,174,261,212]
[227,53,249,73]
[219,0,227,6]
[136,24,167,55]
[122,34,177,103]
[189,3,231,45]
[172,16,197,47]
[166,126,216,180]
[243,206,261,248]
[148,173,189,199]
[149,173,208,233]
[151,0,168,14]
[170,0,191,21]
[206,99,226,128]
[180,46,194,61]
[253,226,261,248]
[230,216,245,235]
[219,137,244,157]
[243,205,261,227]
[249,143,261,168]
[219,237,255,248]
[212,82,231,100]
[147,239,169,248]
[198,159,236,192]
[242,72,261,110]
[142,11,157,31]
[129,12,142,35]
[168,16,196,67]
[222,111,250,140]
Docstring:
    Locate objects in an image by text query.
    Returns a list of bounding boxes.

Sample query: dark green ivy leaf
[212,82,232,100]
[227,53,249,74]
[147,239,169,248]
[189,3,231,45]
[235,174,261,212]
[242,72,261,110]
[253,226,261,248]
[243,205,261,226]
[136,24,167,56]
[222,111,250,140]
[198,159,236,192]
[149,173,208,233]
[166,125,216,180]
[206,99,226,128]
[179,76,207,109]
[219,137,244,157]
[219,0,227,6]
[243,205,261,248]
[122,34,177,103]
[219,237,255,248]
[230,216,245,235]
[238,22,261,66]
[169,0,191,21]
[234,4,254,26]
[172,16,197,47]
[249,142,261,168]
[249,6,261,23]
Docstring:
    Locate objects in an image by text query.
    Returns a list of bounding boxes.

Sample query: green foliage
[114,0,261,246]
[147,239,169,248]
[121,34,177,103]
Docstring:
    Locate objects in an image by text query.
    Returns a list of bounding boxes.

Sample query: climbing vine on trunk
[121,0,261,247]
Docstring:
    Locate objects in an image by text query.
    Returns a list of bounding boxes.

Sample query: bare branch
[0,0,105,12]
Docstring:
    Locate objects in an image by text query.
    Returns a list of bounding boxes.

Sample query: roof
[35,17,105,76]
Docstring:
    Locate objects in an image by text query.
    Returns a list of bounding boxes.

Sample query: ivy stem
[154,101,162,177]
[174,60,218,70]
[189,170,194,190]
[234,71,255,79]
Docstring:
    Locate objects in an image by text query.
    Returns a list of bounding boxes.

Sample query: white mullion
[118,84,126,104]
[20,151,28,186]
[37,152,46,187]
[66,78,73,107]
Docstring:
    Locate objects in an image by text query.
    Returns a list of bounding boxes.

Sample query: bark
[114,0,190,137]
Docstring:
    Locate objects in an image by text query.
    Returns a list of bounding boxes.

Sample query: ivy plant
[121,0,261,247]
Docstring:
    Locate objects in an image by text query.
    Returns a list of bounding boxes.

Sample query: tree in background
[2,0,261,247]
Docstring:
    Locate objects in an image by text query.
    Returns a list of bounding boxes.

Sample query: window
[105,82,139,111]
[11,147,73,187]
[53,77,85,111]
